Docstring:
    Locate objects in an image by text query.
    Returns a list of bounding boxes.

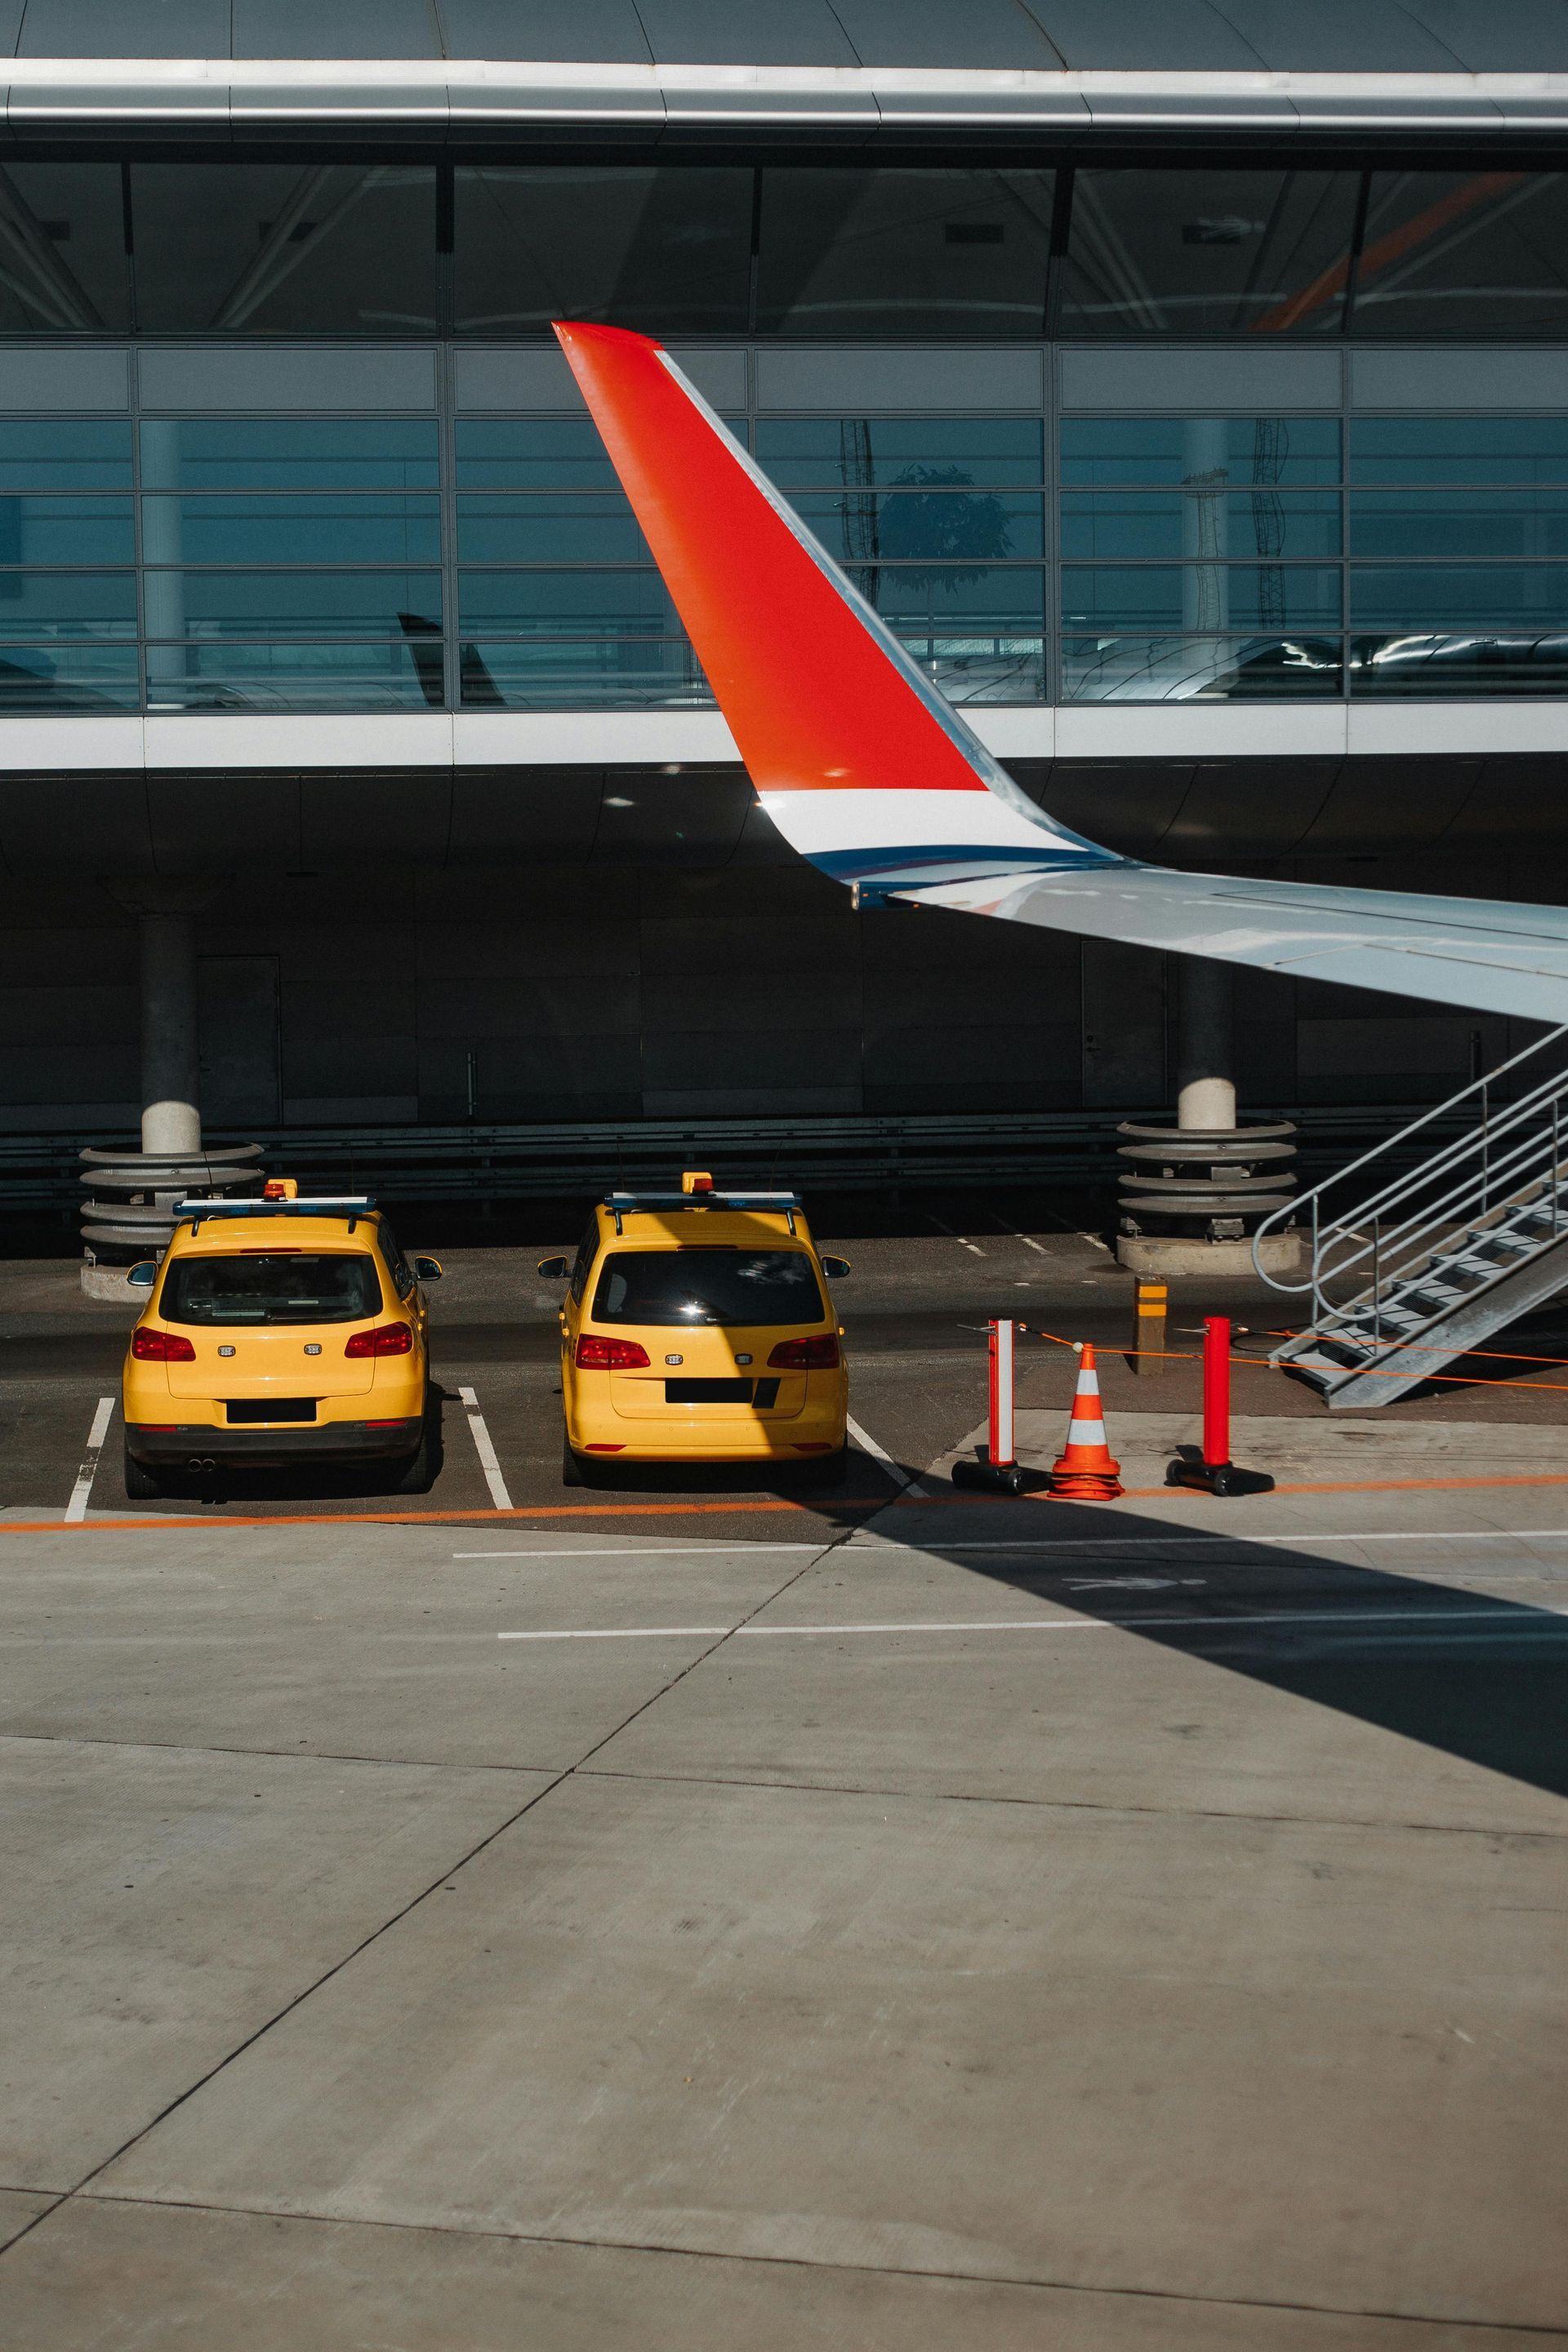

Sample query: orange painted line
[0,1496,891,1535]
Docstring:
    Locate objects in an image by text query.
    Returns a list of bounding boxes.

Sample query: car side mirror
[127,1261,157,1287]
[412,1255,443,1281]
[820,1255,852,1281]
[537,1255,571,1280]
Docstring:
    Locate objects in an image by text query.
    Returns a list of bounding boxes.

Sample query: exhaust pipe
[187,1456,217,1472]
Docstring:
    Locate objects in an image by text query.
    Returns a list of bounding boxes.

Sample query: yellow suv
[120,1187,443,1499]
[539,1176,850,1484]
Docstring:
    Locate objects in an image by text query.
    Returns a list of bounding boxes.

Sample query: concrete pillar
[138,909,201,1154]
[1176,955,1236,1132]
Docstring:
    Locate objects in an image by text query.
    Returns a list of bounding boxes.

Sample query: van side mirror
[537,1255,570,1280]
[820,1255,851,1281]
[412,1256,443,1281]
[127,1261,157,1287]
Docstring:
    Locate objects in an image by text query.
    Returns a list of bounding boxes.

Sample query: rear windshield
[160,1253,384,1326]
[591,1249,824,1327]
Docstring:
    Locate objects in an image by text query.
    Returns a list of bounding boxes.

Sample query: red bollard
[1166,1314,1274,1499]
[1203,1315,1231,1470]
[953,1318,1026,1494]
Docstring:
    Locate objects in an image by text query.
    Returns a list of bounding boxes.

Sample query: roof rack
[174,1194,375,1235]
[604,1187,800,1236]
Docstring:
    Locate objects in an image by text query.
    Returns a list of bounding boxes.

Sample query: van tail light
[767,1335,841,1370]
[344,1322,414,1358]
[575,1335,651,1370]
[131,1327,196,1362]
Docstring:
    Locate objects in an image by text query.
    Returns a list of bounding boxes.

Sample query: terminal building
[3,0,1568,1172]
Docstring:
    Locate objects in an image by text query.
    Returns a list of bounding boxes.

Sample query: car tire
[123,1445,163,1502]
[391,1410,438,1496]
[561,1430,584,1486]
[797,1446,849,1488]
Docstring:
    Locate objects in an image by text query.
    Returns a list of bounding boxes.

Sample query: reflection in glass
[456,496,648,565]
[1355,174,1568,338]
[141,496,440,567]
[1062,635,1343,700]
[0,163,130,332]
[1350,633,1568,694]
[0,572,136,634]
[456,167,752,335]
[1352,566,1568,629]
[757,169,1054,336]
[146,572,442,638]
[756,417,1043,488]
[788,490,1043,567]
[459,639,710,710]
[459,570,676,635]
[0,644,139,707]
[140,420,438,491]
[1351,491,1568,562]
[0,497,133,566]
[1061,417,1340,487]
[1348,417,1568,484]
[130,164,436,333]
[453,418,746,491]
[871,566,1046,632]
[897,635,1047,704]
[1062,490,1339,562]
[1062,566,1341,631]
[145,644,440,711]
[1061,171,1358,335]
[0,423,131,492]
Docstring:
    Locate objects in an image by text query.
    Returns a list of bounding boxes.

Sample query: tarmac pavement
[0,1233,1565,2344]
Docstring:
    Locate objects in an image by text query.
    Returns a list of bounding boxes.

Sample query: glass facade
[0,158,1564,339]
[0,401,1560,711]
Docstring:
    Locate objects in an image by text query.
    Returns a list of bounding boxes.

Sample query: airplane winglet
[551,321,1110,891]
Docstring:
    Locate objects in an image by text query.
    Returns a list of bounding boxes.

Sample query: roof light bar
[173,1196,374,1217]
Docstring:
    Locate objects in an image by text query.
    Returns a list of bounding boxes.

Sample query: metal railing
[0,1100,1498,1219]
[1253,1027,1568,1339]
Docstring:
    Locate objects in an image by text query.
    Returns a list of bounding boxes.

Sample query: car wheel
[123,1445,163,1502]
[797,1446,849,1488]
[391,1412,438,1496]
[561,1430,584,1487]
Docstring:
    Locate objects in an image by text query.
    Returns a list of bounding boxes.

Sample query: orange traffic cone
[1049,1345,1123,1500]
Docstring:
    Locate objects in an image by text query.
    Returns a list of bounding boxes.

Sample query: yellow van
[539,1176,849,1484]
[120,1189,443,1499]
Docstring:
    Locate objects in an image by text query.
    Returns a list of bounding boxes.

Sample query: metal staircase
[1254,1027,1568,1408]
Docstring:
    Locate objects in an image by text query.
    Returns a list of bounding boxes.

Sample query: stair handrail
[1303,1110,1561,1332]
[1253,1024,1568,1308]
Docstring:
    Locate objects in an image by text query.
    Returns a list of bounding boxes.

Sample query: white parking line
[65,1397,114,1523]
[928,1214,986,1257]
[457,1386,513,1512]
[993,1217,1048,1256]
[497,1604,1568,1643]
[454,1544,828,1559]
[846,1414,929,1499]
[845,1529,1568,1552]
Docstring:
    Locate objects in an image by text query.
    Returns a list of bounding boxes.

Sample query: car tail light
[344,1322,414,1358]
[575,1334,651,1370]
[131,1327,196,1362]
[767,1335,840,1370]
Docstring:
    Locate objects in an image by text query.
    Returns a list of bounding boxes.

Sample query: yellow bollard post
[1132,1276,1167,1376]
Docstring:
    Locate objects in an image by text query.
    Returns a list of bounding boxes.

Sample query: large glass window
[455,167,752,336]
[1353,174,1568,339]
[755,418,1042,488]
[1061,171,1359,336]
[129,164,436,334]
[756,169,1054,336]
[138,419,443,712]
[0,163,130,334]
[1060,416,1347,702]
[1348,419,1568,485]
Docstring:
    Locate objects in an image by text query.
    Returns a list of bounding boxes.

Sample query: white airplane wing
[553,321,1568,1025]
